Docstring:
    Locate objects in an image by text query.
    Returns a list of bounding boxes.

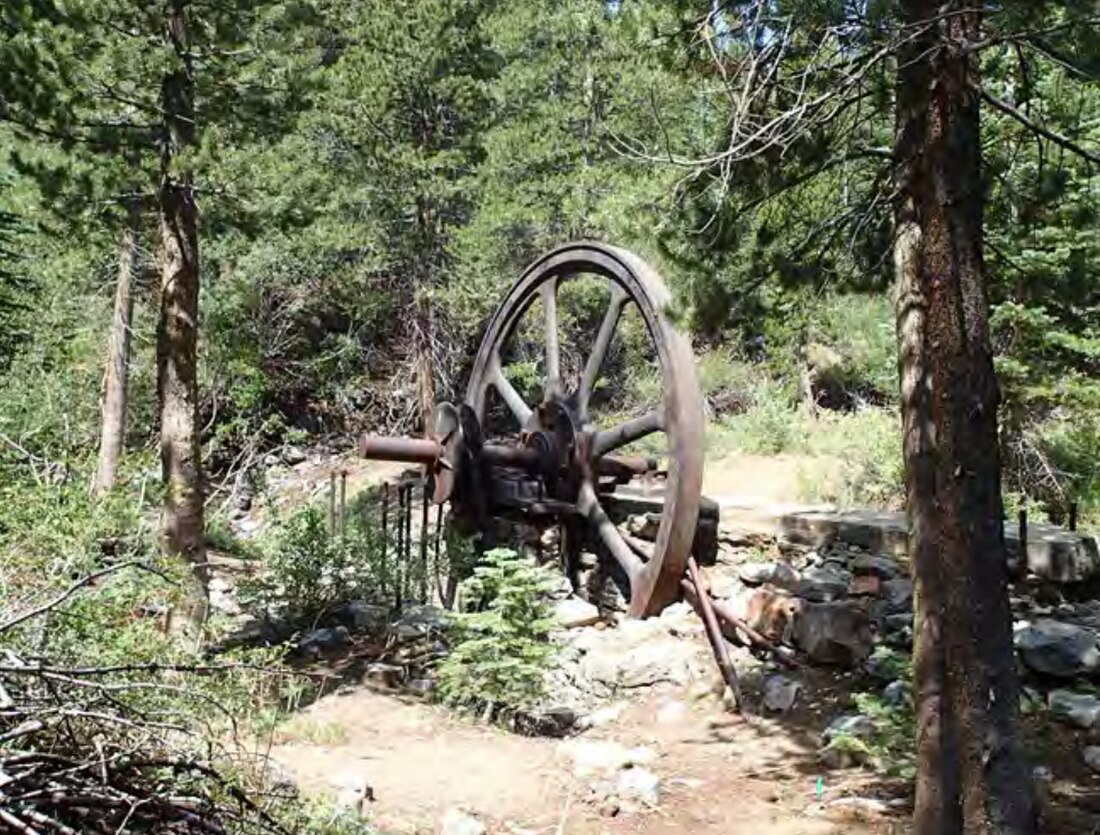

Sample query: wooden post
[1069,501,1078,533]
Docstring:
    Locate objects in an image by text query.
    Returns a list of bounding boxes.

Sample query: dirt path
[270,682,905,835]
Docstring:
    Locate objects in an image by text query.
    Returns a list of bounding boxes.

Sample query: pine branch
[976,84,1100,166]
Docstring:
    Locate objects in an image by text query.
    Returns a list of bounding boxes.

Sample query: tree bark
[91,214,138,497]
[894,3,1035,834]
[157,0,207,635]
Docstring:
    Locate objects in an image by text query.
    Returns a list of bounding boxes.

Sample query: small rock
[851,554,903,580]
[848,575,881,597]
[517,706,576,737]
[882,680,910,707]
[553,597,602,629]
[738,561,799,590]
[762,674,802,713]
[865,646,907,682]
[365,662,404,690]
[281,445,307,465]
[823,714,878,743]
[296,626,351,656]
[819,738,869,769]
[880,578,913,613]
[798,565,852,602]
[392,605,451,641]
[403,678,435,697]
[824,796,891,820]
[1083,746,1100,773]
[440,808,485,835]
[560,740,654,778]
[616,766,661,807]
[331,771,373,815]
[656,700,688,724]
[336,600,390,633]
[885,613,913,633]
[1048,689,1100,729]
[1015,620,1100,678]
[575,703,626,730]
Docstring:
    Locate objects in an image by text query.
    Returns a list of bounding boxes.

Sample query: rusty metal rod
[419,479,430,602]
[395,483,405,610]
[685,557,742,711]
[380,483,390,599]
[403,482,413,598]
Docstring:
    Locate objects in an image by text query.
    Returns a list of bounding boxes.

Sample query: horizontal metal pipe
[361,434,657,478]
[360,435,442,464]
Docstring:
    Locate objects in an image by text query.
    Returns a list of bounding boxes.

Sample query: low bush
[240,504,392,623]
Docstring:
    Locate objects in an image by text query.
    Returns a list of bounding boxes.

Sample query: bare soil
[269,678,908,835]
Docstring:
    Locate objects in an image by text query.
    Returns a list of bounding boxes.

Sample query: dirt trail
[270,682,904,835]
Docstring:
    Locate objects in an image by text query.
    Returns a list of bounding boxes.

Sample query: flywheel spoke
[490,357,533,427]
[577,285,627,416]
[592,409,663,457]
[541,280,561,399]
[578,480,642,579]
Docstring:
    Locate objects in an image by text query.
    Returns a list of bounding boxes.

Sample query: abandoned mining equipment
[360,242,785,706]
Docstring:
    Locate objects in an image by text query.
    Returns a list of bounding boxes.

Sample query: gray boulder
[762,674,802,713]
[851,554,903,580]
[880,578,913,614]
[391,605,451,641]
[739,561,800,591]
[823,714,878,743]
[791,600,873,665]
[1048,689,1100,729]
[798,565,852,602]
[296,626,350,656]
[1084,746,1100,773]
[1015,620,1100,678]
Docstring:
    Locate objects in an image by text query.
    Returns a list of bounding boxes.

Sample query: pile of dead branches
[0,566,298,835]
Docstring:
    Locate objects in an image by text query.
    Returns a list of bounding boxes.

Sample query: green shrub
[435,548,558,720]
[241,504,391,623]
[849,690,916,779]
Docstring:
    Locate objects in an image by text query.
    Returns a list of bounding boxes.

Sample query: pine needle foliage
[435,548,558,720]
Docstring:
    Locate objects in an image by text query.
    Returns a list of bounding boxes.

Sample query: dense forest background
[1,0,1096,525]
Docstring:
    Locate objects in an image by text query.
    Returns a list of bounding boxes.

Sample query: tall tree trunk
[157,1,207,635]
[894,3,1035,833]
[414,193,436,433]
[91,213,138,496]
[414,304,435,434]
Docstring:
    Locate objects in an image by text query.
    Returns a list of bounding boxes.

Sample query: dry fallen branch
[0,570,304,834]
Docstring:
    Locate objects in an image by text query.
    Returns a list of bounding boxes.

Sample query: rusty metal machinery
[361,243,738,622]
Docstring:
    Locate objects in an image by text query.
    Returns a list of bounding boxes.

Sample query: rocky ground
[211,446,1100,834]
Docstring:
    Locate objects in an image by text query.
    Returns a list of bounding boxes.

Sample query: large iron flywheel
[463,242,704,617]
